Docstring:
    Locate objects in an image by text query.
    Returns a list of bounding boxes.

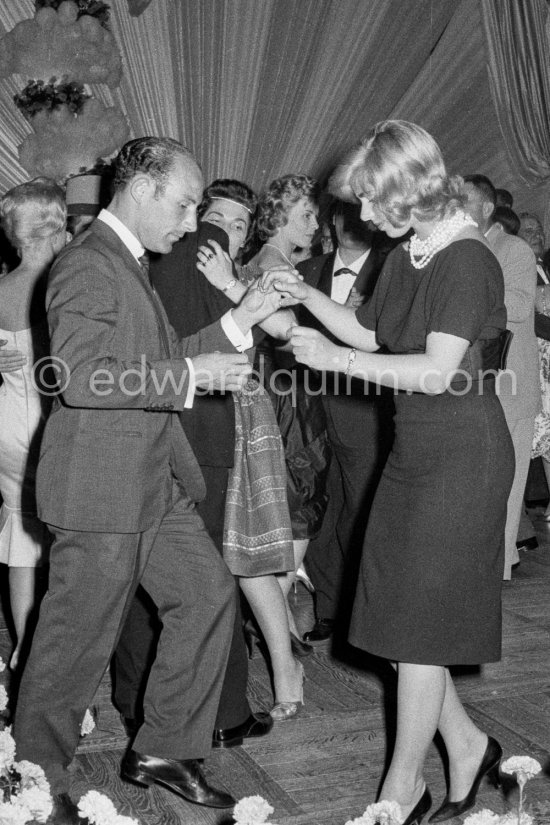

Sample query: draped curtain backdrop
[0,0,547,217]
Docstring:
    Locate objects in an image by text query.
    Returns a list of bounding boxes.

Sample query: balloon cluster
[0,3,121,86]
[0,1,128,183]
[19,99,129,181]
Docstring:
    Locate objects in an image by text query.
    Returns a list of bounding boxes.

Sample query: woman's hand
[196,240,234,289]
[258,267,309,302]
[288,325,342,371]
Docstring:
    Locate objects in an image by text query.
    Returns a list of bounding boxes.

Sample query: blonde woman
[0,178,67,670]
[261,122,513,824]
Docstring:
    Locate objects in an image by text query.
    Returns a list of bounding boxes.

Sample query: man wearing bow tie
[297,200,394,643]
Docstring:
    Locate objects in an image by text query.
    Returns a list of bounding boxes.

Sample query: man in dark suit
[298,200,393,642]
[113,212,272,749]
[13,137,283,823]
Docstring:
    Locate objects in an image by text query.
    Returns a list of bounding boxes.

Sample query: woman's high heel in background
[270,660,305,721]
[428,736,502,823]
[290,632,313,658]
[292,565,315,594]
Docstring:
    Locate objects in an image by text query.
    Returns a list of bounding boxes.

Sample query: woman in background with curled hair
[242,174,330,655]
[260,122,514,824]
[0,177,67,671]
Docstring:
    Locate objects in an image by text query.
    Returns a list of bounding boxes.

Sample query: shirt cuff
[183,357,195,408]
[221,309,253,352]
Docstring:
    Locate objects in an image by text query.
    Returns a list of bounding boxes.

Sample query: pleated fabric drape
[481,0,550,186]
[0,0,547,218]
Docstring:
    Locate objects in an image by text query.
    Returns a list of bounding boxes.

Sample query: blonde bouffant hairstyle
[329,120,465,226]
[0,177,67,250]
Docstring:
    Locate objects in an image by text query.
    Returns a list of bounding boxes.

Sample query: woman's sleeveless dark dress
[349,239,515,665]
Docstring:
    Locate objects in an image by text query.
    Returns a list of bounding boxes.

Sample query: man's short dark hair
[332,200,373,246]
[494,206,520,235]
[495,188,513,209]
[113,137,196,196]
[463,174,497,209]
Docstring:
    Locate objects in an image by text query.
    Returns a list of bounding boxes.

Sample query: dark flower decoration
[34,0,111,29]
[14,78,91,121]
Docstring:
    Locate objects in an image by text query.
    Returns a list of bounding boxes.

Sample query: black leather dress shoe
[516,536,538,551]
[303,618,334,642]
[48,793,81,825]
[121,749,235,809]
[212,711,273,748]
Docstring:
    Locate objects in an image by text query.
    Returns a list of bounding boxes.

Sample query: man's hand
[289,326,342,371]
[0,341,27,373]
[232,266,300,332]
[345,287,365,309]
[191,352,251,392]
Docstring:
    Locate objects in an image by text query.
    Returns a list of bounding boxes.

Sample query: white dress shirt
[330,248,370,305]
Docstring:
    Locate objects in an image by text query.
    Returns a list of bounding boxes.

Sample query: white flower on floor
[0,686,8,714]
[501,757,542,789]
[0,800,32,825]
[345,800,403,825]
[13,786,52,822]
[463,810,502,825]
[77,790,139,825]
[499,811,534,825]
[233,795,275,824]
[0,731,16,771]
[80,708,96,737]
[464,753,541,825]
[14,761,49,794]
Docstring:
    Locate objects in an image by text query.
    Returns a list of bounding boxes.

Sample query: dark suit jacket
[151,223,237,468]
[535,261,550,340]
[36,219,237,533]
[297,248,384,310]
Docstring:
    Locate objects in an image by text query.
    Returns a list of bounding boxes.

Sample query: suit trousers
[113,464,251,730]
[14,488,235,793]
[306,390,393,622]
[503,415,535,579]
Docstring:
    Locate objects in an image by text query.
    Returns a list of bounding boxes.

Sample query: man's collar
[98,209,145,261]
[333,247,370,274]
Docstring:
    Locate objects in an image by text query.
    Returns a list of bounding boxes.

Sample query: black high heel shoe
[402,786,432,825]
[290,632,313,658]
[429,736,502,823]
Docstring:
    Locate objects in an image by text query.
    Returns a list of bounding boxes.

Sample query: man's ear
[483,201,495,222]
[129,174,153,204]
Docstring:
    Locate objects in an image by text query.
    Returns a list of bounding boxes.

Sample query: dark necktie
[334,267,356,278]
[138,252,150,282]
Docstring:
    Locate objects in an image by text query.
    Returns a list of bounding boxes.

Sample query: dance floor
[2,511,550,825]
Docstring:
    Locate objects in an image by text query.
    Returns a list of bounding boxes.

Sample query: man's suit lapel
[316,254,336,296]
[90,220,173,357]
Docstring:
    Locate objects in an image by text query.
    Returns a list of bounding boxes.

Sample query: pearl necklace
[408,211,476,269]
[264,242,295,268]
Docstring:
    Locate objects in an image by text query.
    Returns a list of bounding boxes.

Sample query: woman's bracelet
[345,347,356,375]
[222,279,237,293]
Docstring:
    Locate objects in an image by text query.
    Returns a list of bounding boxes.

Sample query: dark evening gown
[349,239,515,665]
